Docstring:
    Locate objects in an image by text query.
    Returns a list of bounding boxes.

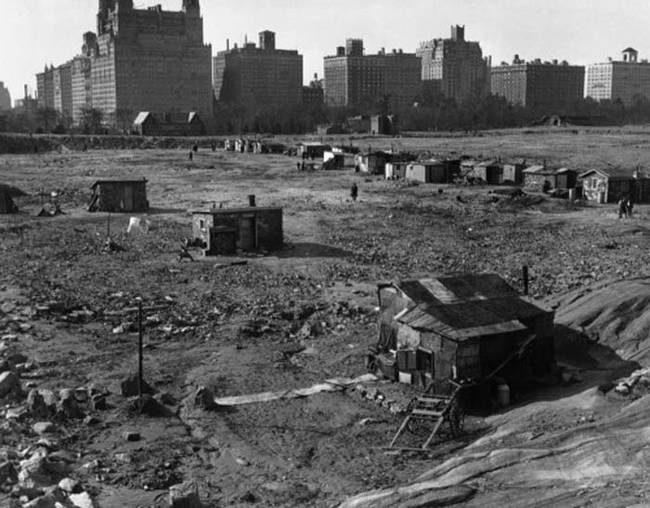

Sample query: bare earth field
[2,128,650,507]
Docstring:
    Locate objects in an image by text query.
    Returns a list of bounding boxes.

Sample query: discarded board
[214,374,378,406]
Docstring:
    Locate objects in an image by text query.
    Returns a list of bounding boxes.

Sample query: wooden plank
[389,415,412,448]
[422,418,444,449]
[417,395,451,402]
[412,409,443,417]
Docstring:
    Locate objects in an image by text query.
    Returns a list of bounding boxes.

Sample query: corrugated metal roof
[392,273,549,340]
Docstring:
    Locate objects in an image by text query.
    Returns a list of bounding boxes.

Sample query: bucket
[497,384,510,408]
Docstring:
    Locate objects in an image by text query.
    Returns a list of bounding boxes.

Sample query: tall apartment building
[585,48,650,106]
[491,56,585,111]
[323,39,421,110]
[36,63,73,119]
[71,46,93,126]
[53,62,73,119]
[213,31,303,107]
[36,66,55,109]
[0,82,11,111]
[416,25,489,105]
[87,0,212,125]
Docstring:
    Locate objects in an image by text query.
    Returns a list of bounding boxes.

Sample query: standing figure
[618,196,627,218]
[351,183,359,202]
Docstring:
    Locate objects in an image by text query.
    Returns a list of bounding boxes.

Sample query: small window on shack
[199,219,205,229]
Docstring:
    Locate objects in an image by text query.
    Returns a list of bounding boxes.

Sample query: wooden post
[107,212,111,239]
[138,299,143,410]
[522,265,529,296]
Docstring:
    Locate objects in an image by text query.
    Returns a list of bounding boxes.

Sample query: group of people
[618,195,634,218]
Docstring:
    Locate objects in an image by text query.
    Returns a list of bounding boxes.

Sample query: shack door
[123,186,134,211]
[240,217,256,250]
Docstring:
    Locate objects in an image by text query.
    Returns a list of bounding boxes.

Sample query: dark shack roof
[386,274,550,340]
[0,184,27,197]
[91,179,147,189]
[191,207,282,215]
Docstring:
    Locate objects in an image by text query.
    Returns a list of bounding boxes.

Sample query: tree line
[3,89,650,135]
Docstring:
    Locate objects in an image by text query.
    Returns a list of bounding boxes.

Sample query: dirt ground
[1,132,650,507]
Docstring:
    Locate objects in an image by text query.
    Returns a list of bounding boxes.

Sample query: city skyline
[3,0,650,104]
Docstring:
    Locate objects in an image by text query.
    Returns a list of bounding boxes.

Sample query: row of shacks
[358,152,650,205]
[218,137,650,206]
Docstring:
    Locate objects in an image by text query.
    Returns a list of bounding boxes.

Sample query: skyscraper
[417,25,490,105]
[90,0,213,125]
[212,31,303,107]
[586,48,650,106]
[323,40,421,110]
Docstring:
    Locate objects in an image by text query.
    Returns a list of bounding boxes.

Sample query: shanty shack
[132,112,204,137]
[298,142,331,159]
[502,160,527,184]
[191,206,283,255]
[405,160,446,183]
[374,274,555,389]
[88,179,149,213]
[322,151,345,170]
[0,184,26,214]
[523,166,576,191]
[473,160,503,185]
[253,141,286,154]
[579,167,650,204]
[385,161,409,180]
[356,151,394,175]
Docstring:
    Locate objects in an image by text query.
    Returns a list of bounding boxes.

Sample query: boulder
[0,371,19,398]
[57,389,84,419]
[27,390,57,418]
[58,477,81,493]
[18,450,69,489]
[69,491,95,508]
[169,481,202,508]
[32,422,55,435]
[0,460,18,485]
[127,394,169,417]
[194,386,217,411]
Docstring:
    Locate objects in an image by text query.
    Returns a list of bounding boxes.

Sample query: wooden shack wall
[524,173,556,191]
[456,340,481,379]
[97,182,148,213]
[193,209,283,254]
[503,164,523,184]
[581,173,608,202]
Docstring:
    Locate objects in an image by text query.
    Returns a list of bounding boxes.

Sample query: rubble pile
[612,367,650,398]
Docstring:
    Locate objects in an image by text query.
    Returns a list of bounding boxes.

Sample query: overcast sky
[2,0,650,104]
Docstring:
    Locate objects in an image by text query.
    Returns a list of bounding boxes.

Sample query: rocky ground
[0,134,650,507]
